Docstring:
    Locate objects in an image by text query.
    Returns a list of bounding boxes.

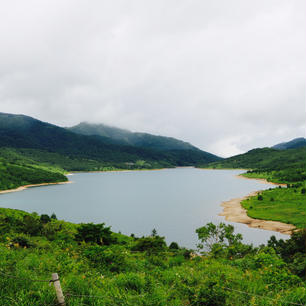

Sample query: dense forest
[0,112,220,170]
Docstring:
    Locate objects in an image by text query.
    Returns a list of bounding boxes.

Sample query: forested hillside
[0,112,221,191]
[204,147,306,183]
[0,113,220,170]
[272,138,306,150]
[0,148,67,191]
[69,122,199,151]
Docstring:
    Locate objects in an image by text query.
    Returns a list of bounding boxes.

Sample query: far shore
[219,175,296,235]
[0,181,72,195]
[236,174,287,187]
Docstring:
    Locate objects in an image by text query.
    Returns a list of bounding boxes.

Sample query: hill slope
[272,137,306,150]
[0,112,220,170]
[204,147,306,183]
[69,122,200,151]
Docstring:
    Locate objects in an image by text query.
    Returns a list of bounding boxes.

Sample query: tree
[169,242,180,250]
[22,215,42,236]
[75,223,116,245]
[51,213,57,220]
[131,236,167,253]
[151,228,157,237]
[196,222,242,254]
[40,214,51,224]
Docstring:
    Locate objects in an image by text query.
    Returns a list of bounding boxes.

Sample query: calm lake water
[0,168,287,249]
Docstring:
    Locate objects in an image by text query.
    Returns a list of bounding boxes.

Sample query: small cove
[0,168,288,249]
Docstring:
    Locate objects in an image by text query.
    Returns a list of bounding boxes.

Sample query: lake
[0,168,287,249]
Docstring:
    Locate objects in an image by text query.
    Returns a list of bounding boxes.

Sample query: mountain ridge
[68,122,199,151]
[0,112,221,170]
[272,137,306,150]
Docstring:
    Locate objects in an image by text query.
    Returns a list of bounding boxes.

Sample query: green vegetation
[272,137,306,150]
[0,209,305,305]
[0,148,67,191]
[200,145,306,228]
[69,122,199,151]
[204,147,306,183]
[241,187,306,228]
[0,112,222,191]
[0,112,220,171]
[0,111,223,192]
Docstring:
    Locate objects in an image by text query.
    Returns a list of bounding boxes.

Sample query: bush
[22,215,42,236]
[40,214,51,224]
[75,223,116,245]
[83,245,131,273]
[191,280,226,306]
[169,242,180,250]
[11,235,34,248]
[268,230,306,277]
[131,236,167,253]
[114,273,145,293]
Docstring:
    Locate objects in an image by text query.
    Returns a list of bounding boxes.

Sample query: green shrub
[131,236,167,253]
[169,242,180,250]
[83,245,132,273]
[114,272,145,293]
[40,214,51,224]
[11,235,34,248]
[191,280,226,306]
[22,215,42,236]
[75,223,116,245]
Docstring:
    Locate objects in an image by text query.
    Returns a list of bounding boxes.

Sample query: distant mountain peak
[272,137,306,150]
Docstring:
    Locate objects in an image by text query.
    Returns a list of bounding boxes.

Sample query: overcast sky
[0,1,305,157]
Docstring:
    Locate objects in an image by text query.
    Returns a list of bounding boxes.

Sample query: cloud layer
[0,0,305,156]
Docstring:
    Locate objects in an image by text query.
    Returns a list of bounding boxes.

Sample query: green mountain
[69,122,199,151]
[272,137,306,150]
[204,147,306,183]
[0,112,220,171]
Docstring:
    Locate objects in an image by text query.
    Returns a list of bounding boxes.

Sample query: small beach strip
[219,191,296,235]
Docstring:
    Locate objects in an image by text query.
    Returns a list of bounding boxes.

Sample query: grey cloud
[0,0,305,157]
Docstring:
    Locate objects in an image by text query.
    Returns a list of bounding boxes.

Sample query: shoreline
[0,169,296,235]
[236,174,287,187]
[219,175,296,235]
[0,167,185,194]
[0,181,72,195]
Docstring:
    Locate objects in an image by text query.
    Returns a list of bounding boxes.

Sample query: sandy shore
[0,181,71,195]
[219,189,296,235]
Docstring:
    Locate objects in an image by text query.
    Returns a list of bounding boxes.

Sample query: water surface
[0,168,287,248]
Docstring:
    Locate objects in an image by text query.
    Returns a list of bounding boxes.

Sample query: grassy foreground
[0,208,305,306]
